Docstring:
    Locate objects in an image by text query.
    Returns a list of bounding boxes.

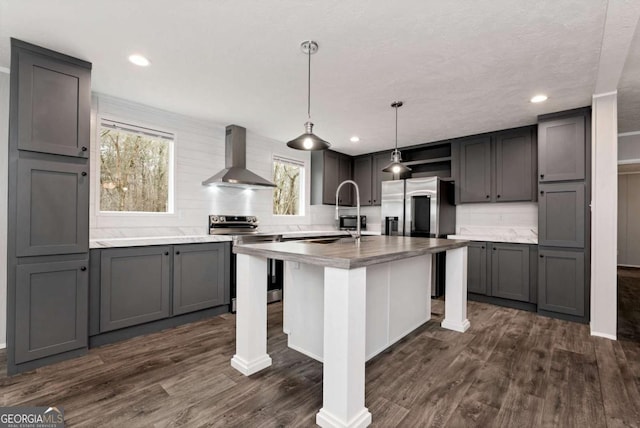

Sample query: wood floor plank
[0,272,638,428]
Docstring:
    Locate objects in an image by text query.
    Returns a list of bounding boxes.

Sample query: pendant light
[382,101,411,174]
[287,40,331,151]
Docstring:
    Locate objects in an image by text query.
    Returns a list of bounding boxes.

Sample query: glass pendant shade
[286,121,330,150]
[382,149,412,174]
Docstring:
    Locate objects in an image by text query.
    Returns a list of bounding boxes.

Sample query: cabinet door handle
[497,195,501,198]
[540,190,544,195]
[540,174,544,179]
[164,251,169,256]
[81,146,87,151]
[493,247,496,251]
[176,251,180,255]
[481,246,485,249]
[486,195,490,198]
[80,266,87,271]
[81,171,87,176]
[540,254,544,258]
[368,200,371,203]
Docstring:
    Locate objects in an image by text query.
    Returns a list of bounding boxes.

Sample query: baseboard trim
[590,329,617,341]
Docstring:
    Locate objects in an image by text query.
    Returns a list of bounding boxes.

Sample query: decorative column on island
[231,235,469,428]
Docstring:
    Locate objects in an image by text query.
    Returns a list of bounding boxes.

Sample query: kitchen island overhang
[232,235,470,428]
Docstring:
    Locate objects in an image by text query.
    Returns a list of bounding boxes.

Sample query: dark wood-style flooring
[1,270,640,427]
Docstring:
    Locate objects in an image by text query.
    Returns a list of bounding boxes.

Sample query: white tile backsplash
[455,202,538,232]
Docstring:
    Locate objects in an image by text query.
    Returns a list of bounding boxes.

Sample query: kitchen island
[232,235,469,428]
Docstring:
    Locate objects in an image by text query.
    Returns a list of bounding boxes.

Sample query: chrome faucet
[335,180,361,246]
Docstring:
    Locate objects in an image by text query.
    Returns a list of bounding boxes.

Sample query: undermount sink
[300,237,359,245]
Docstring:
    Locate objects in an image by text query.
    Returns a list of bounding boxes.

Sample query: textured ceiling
[0,0,613,155]
[619,23,640,134]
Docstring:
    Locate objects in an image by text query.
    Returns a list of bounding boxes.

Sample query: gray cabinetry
[7,39,92,374]
[490,243,530,302]
[467,242,488,295]
[353,156,373,205]
[338,156,353,206]
[459,136,491,203]
[100,246,171,332]
[15,258,88,364]
[173,243,229,315]
[494,129,535,202]
[16,157,89,256]
[352,153,393,206]
[538,249,585,316]
[16,47,90,158]
[311,150,353,205]
[538,116,585,182]
[539,182,585,248]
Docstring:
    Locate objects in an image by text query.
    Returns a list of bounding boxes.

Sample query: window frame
[95,115,177,216]
[272,154,306,217]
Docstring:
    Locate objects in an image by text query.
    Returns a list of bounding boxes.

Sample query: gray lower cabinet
[100,246,171,332]
[490,243,530,302]
[15,258,88,364]
[467,242,488,294]
[173,243,229,315]
[459,136,492,203]
[538,115,585,182]
[539,182,585,248]
[16,157,89,257]
[538,249,585,316]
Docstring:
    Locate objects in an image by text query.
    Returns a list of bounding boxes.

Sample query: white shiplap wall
[90,94,314,238]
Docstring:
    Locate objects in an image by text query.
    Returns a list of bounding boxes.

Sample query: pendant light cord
[307,46,311,120]
[394,104,398,150]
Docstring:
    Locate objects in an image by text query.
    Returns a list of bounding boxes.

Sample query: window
[99,119,174,213]
[273,156,304,216]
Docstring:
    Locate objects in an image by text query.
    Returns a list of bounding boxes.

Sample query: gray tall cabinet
[7,39,91,374]
[537,109,591,321]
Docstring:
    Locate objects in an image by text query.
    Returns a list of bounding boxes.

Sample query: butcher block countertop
[233,235,469,269]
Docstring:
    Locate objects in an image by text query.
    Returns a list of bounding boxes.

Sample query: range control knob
[220,216,225,222]
[211,216,219,223]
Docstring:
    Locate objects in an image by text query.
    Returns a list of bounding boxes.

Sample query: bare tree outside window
[273,157,303,215]
[99,122,173,212]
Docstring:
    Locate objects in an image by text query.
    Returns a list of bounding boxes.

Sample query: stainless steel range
[208,215,282,312]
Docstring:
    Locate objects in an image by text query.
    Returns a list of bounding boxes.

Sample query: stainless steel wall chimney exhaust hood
[202,125,276,188]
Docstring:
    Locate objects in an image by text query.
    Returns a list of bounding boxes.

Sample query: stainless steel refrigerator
[381,177,456,296]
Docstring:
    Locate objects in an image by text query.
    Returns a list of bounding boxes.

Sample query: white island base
[231,244,469,428]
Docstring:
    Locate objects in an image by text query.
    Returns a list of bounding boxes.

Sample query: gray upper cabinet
[353,156,373,205]
[16,48,91,158]
[15,258,88,364]
[100,246,171,332]
[538,249,585,316]
[494,129,535,202]
[16,157,89,256]
[538,116,585,182]
[459,136,492,203]
[539,182,585,248]
[490,243,530,302]
[372,153,393,205]
[173,243,229,315]
[352,153,392,206]
[467,242,488,295]
[311,150,353,205]
[338,156,353,206]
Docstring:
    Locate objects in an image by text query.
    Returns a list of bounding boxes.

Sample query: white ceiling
[0,0,631,155]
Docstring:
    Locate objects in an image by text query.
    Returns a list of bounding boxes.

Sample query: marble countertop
[89,229,381,249]
[447,227,538,244]
[89,235,233,249]
[233,235,469,269]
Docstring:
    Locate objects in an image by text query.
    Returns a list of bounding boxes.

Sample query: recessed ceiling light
[128,54,151,67]
[530,94,548,103]
[350,136,360,143]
